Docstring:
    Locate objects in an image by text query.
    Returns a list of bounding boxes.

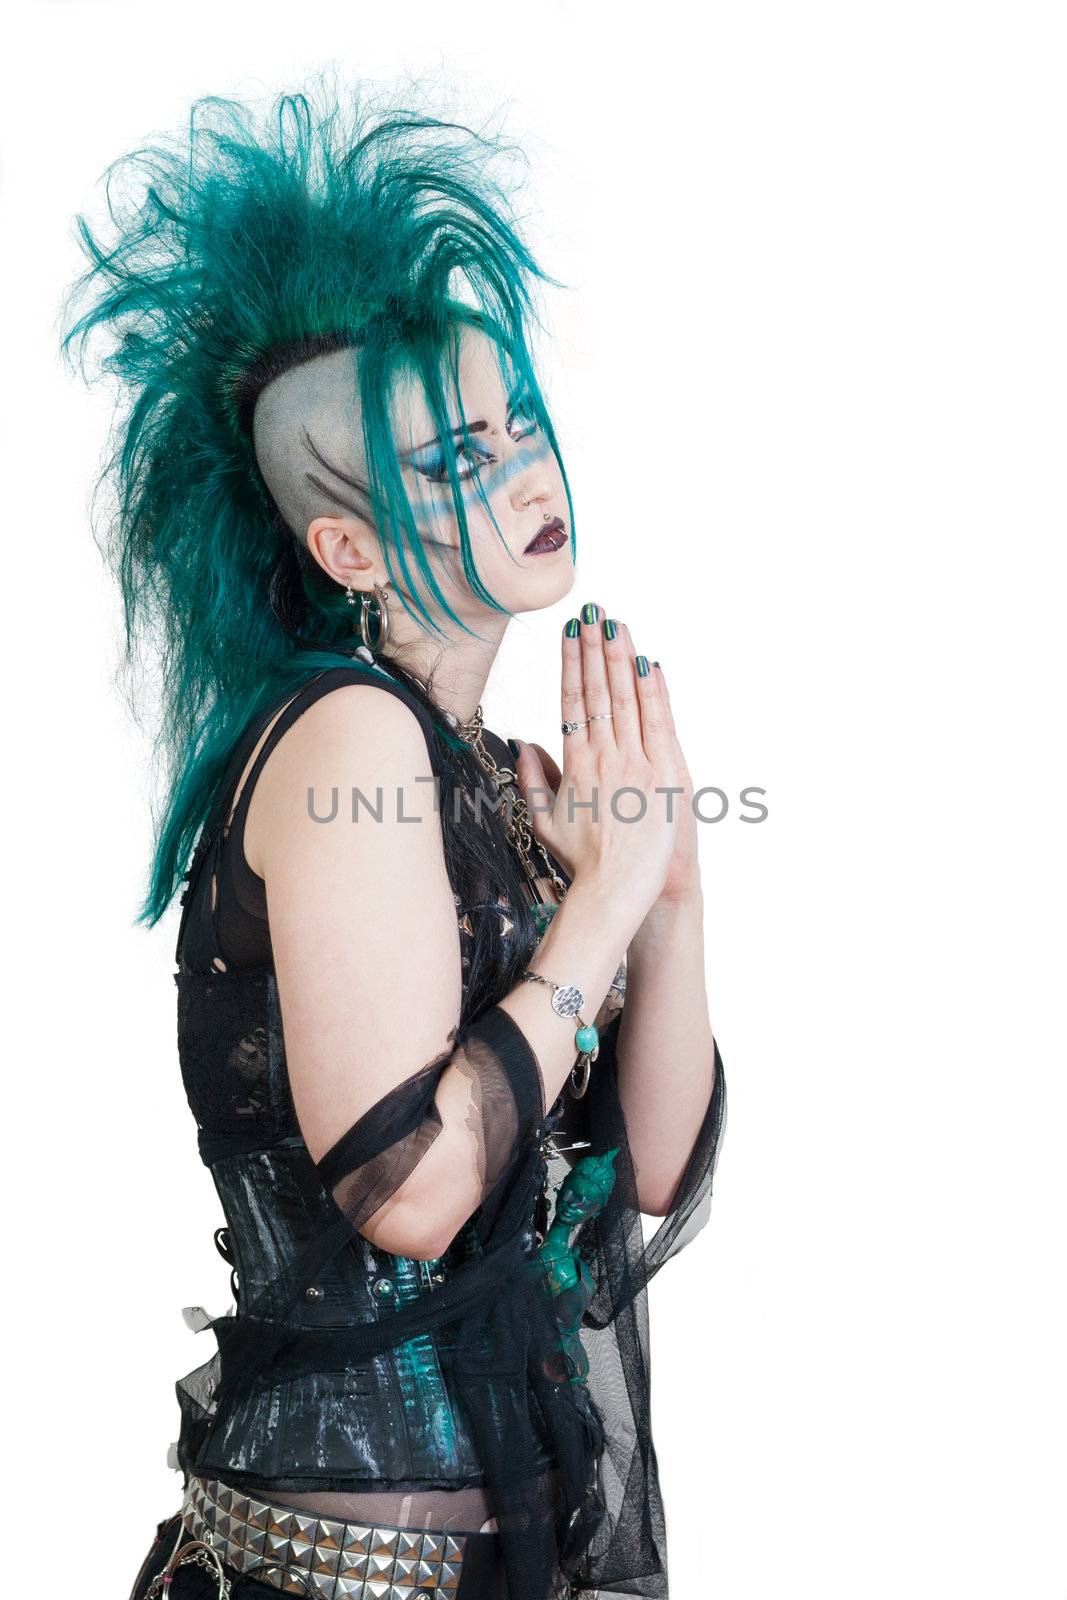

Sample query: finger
[654,661,678,740]
[604,620,655,752]
[578,601,614,743]
[509,740,557,845]
[560,615,589,753]
[632,648,673,761]
[529,741,562,793]
[511,738,546,802]
[600,616,642,748]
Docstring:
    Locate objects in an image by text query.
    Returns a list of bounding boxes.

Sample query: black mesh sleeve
[314,1003,547,1237]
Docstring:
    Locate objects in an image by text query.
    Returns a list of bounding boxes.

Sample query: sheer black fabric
[170,661,727,1598]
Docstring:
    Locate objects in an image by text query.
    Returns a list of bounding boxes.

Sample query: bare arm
[247,683,666,1259]
[616,891,717,1215]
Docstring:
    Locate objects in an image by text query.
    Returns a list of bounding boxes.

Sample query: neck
[379,606,510,725]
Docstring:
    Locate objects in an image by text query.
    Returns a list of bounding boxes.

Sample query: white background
[4,4,1065,1596]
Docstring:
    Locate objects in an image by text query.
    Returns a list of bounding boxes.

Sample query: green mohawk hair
[62,81,575,925]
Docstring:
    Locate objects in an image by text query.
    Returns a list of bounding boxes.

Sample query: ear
[305,515,382,594]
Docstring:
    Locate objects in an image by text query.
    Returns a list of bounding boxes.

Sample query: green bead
[575,1023,599,1054]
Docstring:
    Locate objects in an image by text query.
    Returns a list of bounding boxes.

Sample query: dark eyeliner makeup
[505,395,538,442]
[409,438,497,484]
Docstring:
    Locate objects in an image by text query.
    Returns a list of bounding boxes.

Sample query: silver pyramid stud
[248,1499,273,1530]
[291,1513,318,1548]
[315,1517,345,1550]
[341,1522,374,1555]
[269,1509,300,1538]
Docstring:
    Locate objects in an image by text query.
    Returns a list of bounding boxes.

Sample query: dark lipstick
[524,517,568,555]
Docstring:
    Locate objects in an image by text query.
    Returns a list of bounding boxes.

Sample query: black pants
[127,1510,508,1599]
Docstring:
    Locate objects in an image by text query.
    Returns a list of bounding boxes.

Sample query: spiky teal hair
[63,83,575,926]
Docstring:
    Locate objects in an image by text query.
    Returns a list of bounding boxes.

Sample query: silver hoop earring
[359,582,391,652]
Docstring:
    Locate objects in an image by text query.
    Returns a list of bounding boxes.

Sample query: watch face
[550,984,585,1020]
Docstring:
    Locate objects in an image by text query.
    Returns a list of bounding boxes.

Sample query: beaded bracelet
[521,969,600,1099]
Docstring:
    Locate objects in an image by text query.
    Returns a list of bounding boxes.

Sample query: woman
[66,84,726,1600]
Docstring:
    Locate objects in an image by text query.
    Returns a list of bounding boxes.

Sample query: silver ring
[561,710,614,735]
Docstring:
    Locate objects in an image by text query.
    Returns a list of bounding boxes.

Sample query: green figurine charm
[536,1148,619,1385]
[531,900,560,938]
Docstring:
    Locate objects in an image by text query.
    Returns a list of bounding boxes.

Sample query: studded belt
[160,1473,473,1598]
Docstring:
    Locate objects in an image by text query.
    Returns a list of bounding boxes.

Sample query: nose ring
[519,487,530,507]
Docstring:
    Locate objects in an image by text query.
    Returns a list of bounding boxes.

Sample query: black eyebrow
[398,420,489,461]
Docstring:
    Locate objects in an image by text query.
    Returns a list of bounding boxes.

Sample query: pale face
[254,322,575,632]
[387,322,575,624]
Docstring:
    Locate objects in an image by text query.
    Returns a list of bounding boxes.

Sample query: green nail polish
[653,660,660,668]
[602,618,618,641]
[564,617,580,639]
[636,654,650,677]
[581,602,598,625]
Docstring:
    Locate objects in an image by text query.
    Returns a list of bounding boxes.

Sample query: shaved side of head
[251,346,374,540]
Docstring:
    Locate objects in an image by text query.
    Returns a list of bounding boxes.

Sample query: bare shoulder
[244,679,440,878]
